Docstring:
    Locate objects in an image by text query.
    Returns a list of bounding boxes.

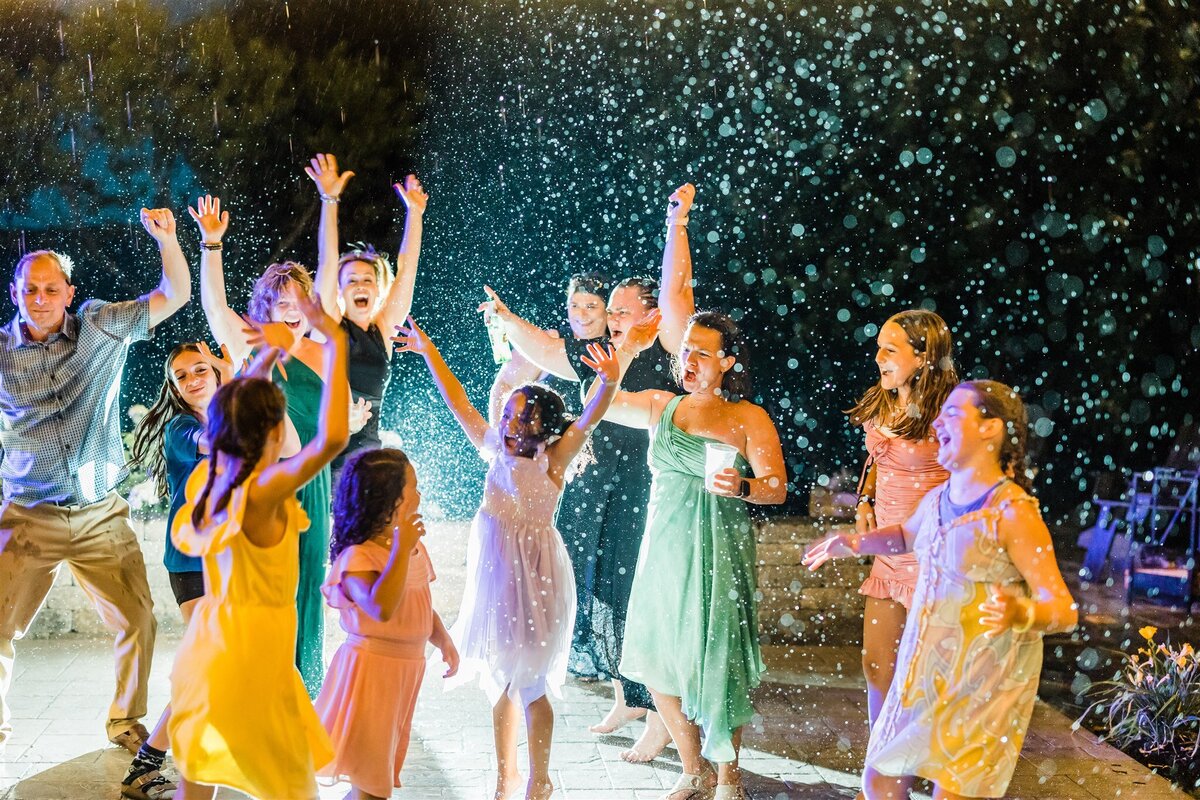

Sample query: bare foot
[494,771,523,800]
[588,703,647,734]
[526,778,555,800]
[619,712,674,763]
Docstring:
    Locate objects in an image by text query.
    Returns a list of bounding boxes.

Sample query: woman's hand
[187,195,229,243]
[394,174,428,216]
[855,500,876,534]
[708,467,744,498]
[391,315,436,357]
[305,153,355,200]
[667,183,696,224]
[980,584,1034,637]
[621,308,661,355]
[801,533,859,570]
[240,345,290,381]
[349,397,374,434]
[140,208,178,243]
[197,341,235,384]
[297,291,341,341]
[478,285,517,326]
[241,318,295,353]
[579,342,619,384]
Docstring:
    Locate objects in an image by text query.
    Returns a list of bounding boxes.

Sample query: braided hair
[960,379,1034,493]
[330,448,412,561]
[190,377,287,529]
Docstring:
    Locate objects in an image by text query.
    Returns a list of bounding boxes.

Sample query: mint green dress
[274,359,330,698]
[618,395,765,763]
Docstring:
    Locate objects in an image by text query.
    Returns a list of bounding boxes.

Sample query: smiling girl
[805,381,1078,800]
[844,310,957,730]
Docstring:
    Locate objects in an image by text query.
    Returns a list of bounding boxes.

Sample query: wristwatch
[857,494,875,507]
[738,479,751,498]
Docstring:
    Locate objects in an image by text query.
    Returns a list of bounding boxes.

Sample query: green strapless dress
[619,395,765,763]
[274,358,330,697]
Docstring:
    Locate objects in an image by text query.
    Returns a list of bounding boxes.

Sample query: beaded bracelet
[320,193,340,204]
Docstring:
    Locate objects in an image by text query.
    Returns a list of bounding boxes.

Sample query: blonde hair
[247,261,314,323]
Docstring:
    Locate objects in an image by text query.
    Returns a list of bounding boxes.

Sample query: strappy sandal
[712,784,746,800]
[661,771,714,800]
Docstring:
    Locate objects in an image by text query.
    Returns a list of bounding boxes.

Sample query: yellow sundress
[168,461,333,800]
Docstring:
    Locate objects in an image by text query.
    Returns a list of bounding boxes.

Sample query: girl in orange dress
[844,310,957,728]
[315,448,459,800]
[807,381,1078,799]
[169,296,349,800]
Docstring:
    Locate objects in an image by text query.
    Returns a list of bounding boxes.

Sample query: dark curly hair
[330,448,413,561]
[190,377,287,529]
[501,383,594,478]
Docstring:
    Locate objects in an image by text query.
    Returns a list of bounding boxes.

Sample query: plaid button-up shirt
[0,299,151,506]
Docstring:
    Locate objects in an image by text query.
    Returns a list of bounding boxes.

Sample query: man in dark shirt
[0,208,190,754]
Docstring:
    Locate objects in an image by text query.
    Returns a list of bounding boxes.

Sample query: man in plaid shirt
[0,208,190,755]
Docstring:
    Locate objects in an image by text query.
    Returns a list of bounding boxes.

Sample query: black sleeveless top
[341,316,390,459]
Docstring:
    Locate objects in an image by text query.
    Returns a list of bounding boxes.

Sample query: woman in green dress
[193,195,336,696]
[603,311,787,800]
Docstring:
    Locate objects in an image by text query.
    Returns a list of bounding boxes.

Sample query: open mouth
[352,296,370,309]
[683,367,698,383]
[284,319,302,330]
[937,432,951,447]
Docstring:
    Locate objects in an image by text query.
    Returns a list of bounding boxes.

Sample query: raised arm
[709,405,787,505]
[657,183,696,353]
[483,286,579,380]
[981,499,1079,635]
[340,511,425,622]
[189,196,252,364]
[139,208,191,328]
[255,297,350,507]
[393,316,489,451]
[306,153,356,321]
[547,343,621,482]
[378,176,426,349]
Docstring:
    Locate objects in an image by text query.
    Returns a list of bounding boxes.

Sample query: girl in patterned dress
[805,381,1078,799]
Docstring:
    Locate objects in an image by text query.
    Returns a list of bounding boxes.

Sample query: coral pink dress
[315,539,435,798]
[858,420,948,609]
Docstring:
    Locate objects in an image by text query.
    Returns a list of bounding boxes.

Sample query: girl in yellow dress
[804,381,1078,800]
[168,295,349,800]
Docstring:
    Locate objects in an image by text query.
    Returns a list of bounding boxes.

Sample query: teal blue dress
[274,359,330,697]
[619,396,765,763]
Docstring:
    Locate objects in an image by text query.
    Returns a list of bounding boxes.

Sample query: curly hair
[190,377,287,529]
[959,380,1034,493]
[330,448,412,561]
[845,309,958,441]
[502,383,594,478]
[247,261,315,323]
[129,343,223,500]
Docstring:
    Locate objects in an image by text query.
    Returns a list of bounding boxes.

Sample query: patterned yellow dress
[169,461,333,800]
[866,481,1045,798]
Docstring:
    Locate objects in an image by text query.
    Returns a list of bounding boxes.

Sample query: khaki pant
[0,492,156,741]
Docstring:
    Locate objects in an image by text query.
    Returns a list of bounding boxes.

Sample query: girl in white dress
[393,316,621,800]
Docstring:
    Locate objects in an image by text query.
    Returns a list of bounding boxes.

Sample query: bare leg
[862,766,915,800]
[715,727,742,787]
[619,710,673,763]
[648,690,713,787]
[493,691,524,800]
[862,597,908,725]
[525,695,555,800]
[176,778,216,800]
[146,596,201,752]
[346,788,387,800]
[590,678,647,733]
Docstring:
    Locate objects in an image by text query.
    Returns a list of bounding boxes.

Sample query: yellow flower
[1182,643,1195,659]
[1140,625,1159,641]
[1176,654,1189,669]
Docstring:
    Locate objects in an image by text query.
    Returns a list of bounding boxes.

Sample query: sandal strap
[663,772,711,800]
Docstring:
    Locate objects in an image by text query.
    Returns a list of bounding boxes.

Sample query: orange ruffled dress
[315,539,436,797]
[169,462,333,800]
[858,421,948,609]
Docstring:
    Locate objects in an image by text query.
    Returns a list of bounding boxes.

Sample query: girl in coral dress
[315,447,459,799]
[169,295,349,800]
[844,310,957,727]
[806,381,1078,799]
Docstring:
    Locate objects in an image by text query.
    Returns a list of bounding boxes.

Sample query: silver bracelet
[667,215,689,227]
[320,193,340,204]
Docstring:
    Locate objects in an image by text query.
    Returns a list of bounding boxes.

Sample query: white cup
[704,442,739,493]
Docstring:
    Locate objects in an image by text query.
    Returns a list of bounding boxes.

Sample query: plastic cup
[704,442,739,493]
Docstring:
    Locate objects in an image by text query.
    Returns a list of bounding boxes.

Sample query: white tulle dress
[447,429,577,707]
